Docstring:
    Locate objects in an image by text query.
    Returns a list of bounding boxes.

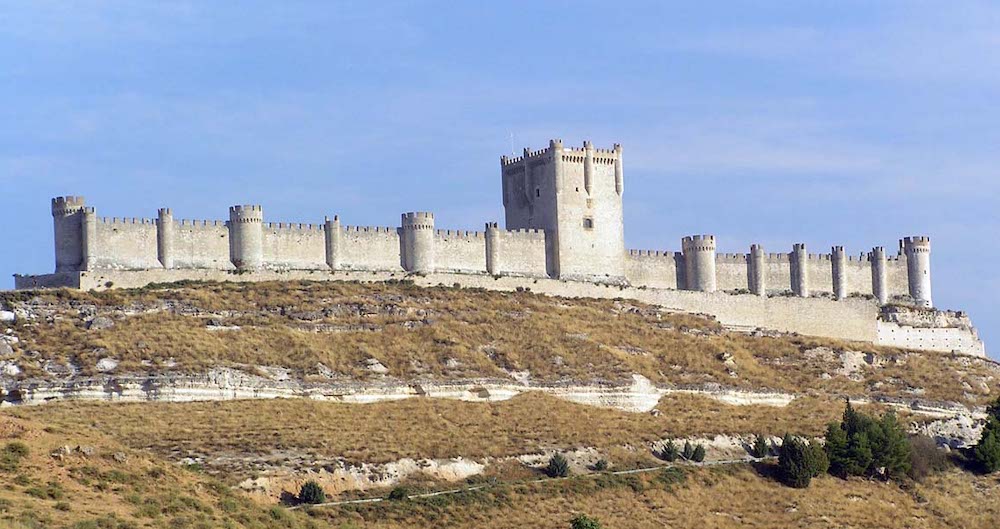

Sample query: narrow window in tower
[535,188,540,198]
[583,217,594,230]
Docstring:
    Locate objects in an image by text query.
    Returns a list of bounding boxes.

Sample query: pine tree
[659,440,678,462]
[973,426,1000,473]
[682,441,694,460]
[876,412,912,479]
[547,453,570,477]
[778,434,814,488]
[973,397,1000,473]
[824,422,850,477]
[806,441,829,476]
[692,444,706,463]
[751,435,770,458]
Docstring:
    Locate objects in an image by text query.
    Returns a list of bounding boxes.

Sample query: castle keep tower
[500,140,626,283]
[401,212,435,273]
[228,205,264,270]
[903,236,932,308]
[51,196,93,272]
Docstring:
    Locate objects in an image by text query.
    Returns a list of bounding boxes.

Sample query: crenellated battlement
[229,205,263,223]
[177,219,226,227]
[435,229,485,240]
[265,222,324,231]
[500,139,621,167]
[682,234,716,251]
[51,196,86,216]
[401,212,434,230]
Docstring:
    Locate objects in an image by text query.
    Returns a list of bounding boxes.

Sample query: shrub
[682,441,694,461]
[751,435,770,458]
[972,396,1000,473]
[388,486,410,501]
[570,513,603,529]
[593,459,609,472]
[547,453,570,478]
[908,435,950,481]
[0,442,29,472]
[692,444,706,463]
[297,480,326,504]
[778,434,815,488]
[658,441,678,462]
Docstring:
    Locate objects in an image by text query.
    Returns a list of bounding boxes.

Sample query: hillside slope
[0,280,998,528]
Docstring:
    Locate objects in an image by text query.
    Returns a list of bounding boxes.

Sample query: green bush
[388,486,410,501]
[692,444,706,463]
[593,459,609,472]
[825,401,911,480]
[297,480,326,504]
[570,513,603,529]
[751,435,770,458]
[547,453,570,478]
[682,441,694,460]
[973,397,1000,473]
[0,442,29,472]
[658,441,678,462]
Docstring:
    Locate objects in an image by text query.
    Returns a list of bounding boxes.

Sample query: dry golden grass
[9,392,883,468]
[4,280,997,406]
[305,465,1000,529]
[2,394,998,528]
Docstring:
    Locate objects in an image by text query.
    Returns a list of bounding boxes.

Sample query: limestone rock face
[87,316,115,330]
[96,358,119,372]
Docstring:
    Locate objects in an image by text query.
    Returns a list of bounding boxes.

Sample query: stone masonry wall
[337,226,402,271]
[262,223,327,270]
[434,230,487,274]
[91,218,159,270]
[173,220,233,270]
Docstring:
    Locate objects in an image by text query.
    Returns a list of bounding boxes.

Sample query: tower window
[535,188,540,198]
[583,217,594,229]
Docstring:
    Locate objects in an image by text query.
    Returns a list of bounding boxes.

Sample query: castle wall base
[12,268,986,358]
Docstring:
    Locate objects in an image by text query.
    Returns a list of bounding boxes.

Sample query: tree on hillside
[751,434,770,458]
[570,514,603,529]
[778,434,815,488]
[547,453,570,478]
[824,400,911,480]
[973,396,1000,473]
[298,481,326,504]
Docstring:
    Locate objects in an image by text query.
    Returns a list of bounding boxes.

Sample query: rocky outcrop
[0,370,794,413]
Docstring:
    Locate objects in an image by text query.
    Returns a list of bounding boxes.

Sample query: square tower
[500,139,625,283]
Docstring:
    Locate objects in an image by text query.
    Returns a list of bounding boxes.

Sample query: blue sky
[1,1,996,356]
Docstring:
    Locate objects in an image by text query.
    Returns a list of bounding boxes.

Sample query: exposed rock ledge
[0,369,795,412]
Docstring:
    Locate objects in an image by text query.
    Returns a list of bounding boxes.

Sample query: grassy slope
[11,393,868,468]
[2,281,999,527]
[2,402,998,529]
[2,280,997,405]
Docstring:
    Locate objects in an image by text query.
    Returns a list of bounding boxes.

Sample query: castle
[16,140,985,356]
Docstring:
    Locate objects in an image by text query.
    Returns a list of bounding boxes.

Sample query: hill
[0,280,998,528]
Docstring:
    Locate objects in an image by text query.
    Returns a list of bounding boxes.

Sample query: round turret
[228,205,264,270]
[903,236,932,308]
[401,212,435,273]
[157,208,174,269]
[749,244,766,296]
[682,234,717,292]
[791,243,809,298]
[831,246,847,300]
[870,246,888,304]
